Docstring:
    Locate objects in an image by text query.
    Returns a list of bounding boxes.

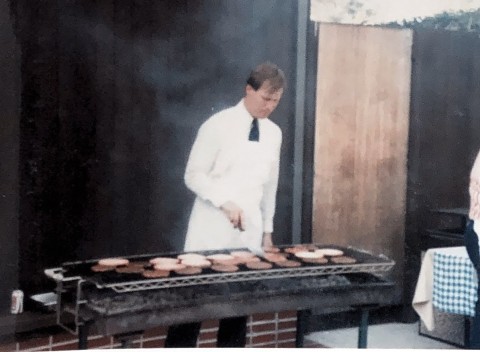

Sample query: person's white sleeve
[184,120,229,207]
[261,131,282,233]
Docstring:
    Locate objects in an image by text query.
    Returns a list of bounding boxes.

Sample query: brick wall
[0,311,298,350]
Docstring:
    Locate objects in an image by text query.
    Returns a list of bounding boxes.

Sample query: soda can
[11,290,24,314]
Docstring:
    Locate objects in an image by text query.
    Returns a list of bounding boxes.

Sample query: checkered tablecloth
[432,249,477,317]
[412,246,478,331]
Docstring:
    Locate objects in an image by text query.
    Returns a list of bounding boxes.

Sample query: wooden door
[313,23,412,302]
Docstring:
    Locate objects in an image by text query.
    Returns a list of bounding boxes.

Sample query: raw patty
[98,258,129,267]
[206,254,235,261]
[177,253,207,261]
[315,248,344,257]
[264,253,288,262]
[142,270,170,278]
[284,246,309,254]
[245,261,273,270]
[294,251,324,260]
[154,262,187,271]
[211,264,240,272]
[91,264,115,272]
[302,257,328,264]
[175,267,202,275]
[149,257,179,265]
[275,260,302,267]
[181,258,212,268]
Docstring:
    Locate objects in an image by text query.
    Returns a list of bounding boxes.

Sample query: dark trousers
[464,220,480,349]
[164,316,248,348]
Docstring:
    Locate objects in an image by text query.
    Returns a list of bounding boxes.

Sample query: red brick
[250,312,276,322]
[18,336,50,351]
[201,320,219,329]
[110,343,122,349]
[51,331,78,344]
[251,322,276,333]
[87,336,112,348]
[251,333,276,345]
[278,310,297,319]
[198,342,216,348]
[142,326,167,338]
[278,340,296,348]
[51,342,78,351]
[278,319,297,330]
[198,330,217,341]
[126,341,141,348]
[92,346,112,350]
[142,338,165,348]
[113,335,143,348]
[278,331,296,341]
[251,342,277,348]
[28,347,52,352]
[0,342,17,352]
[91,344,113,350]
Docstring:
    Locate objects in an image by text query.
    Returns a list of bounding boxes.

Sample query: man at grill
[165,62,286,347]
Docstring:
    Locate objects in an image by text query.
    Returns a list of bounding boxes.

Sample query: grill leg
[165,322,201,347]
[217,316,248,347]
[78,322,90,350]
[357,308,370,349]
[296,310,310,347]
[465,316,471,348]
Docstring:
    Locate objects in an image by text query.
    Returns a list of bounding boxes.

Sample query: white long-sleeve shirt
[183,100,282,251]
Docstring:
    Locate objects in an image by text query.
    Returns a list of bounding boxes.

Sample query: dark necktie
[248,118,259,142]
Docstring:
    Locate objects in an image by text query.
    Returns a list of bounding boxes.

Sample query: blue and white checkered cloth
[432,251,478,317]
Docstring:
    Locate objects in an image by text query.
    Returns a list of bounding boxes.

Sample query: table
[412,246,478,331]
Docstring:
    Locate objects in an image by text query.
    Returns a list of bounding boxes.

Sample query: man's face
[244,82,283,119]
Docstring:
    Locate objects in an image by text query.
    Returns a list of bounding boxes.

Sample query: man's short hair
[247,62,286,92]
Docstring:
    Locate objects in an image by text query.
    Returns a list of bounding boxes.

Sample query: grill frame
[44,244,396,343]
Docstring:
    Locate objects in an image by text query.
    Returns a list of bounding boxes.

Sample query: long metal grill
[44,245,396,338]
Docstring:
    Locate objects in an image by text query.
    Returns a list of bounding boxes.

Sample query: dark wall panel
[0,0,20,315]
[16,2,62,295]
[13,0,298,295]
[404,28,480,316]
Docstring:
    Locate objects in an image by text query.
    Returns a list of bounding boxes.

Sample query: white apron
[184,139,274,252]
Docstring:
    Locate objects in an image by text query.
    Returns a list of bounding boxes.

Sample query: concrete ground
[304,322,459,349]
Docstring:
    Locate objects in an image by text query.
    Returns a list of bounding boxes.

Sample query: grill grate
[50,245,394,293]
[103,262,393,293]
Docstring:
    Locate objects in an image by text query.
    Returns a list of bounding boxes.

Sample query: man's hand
[220,201,245,231]
[262,232,273,248]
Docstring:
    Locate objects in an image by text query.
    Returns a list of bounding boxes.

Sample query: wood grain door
[313,23,412,301]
